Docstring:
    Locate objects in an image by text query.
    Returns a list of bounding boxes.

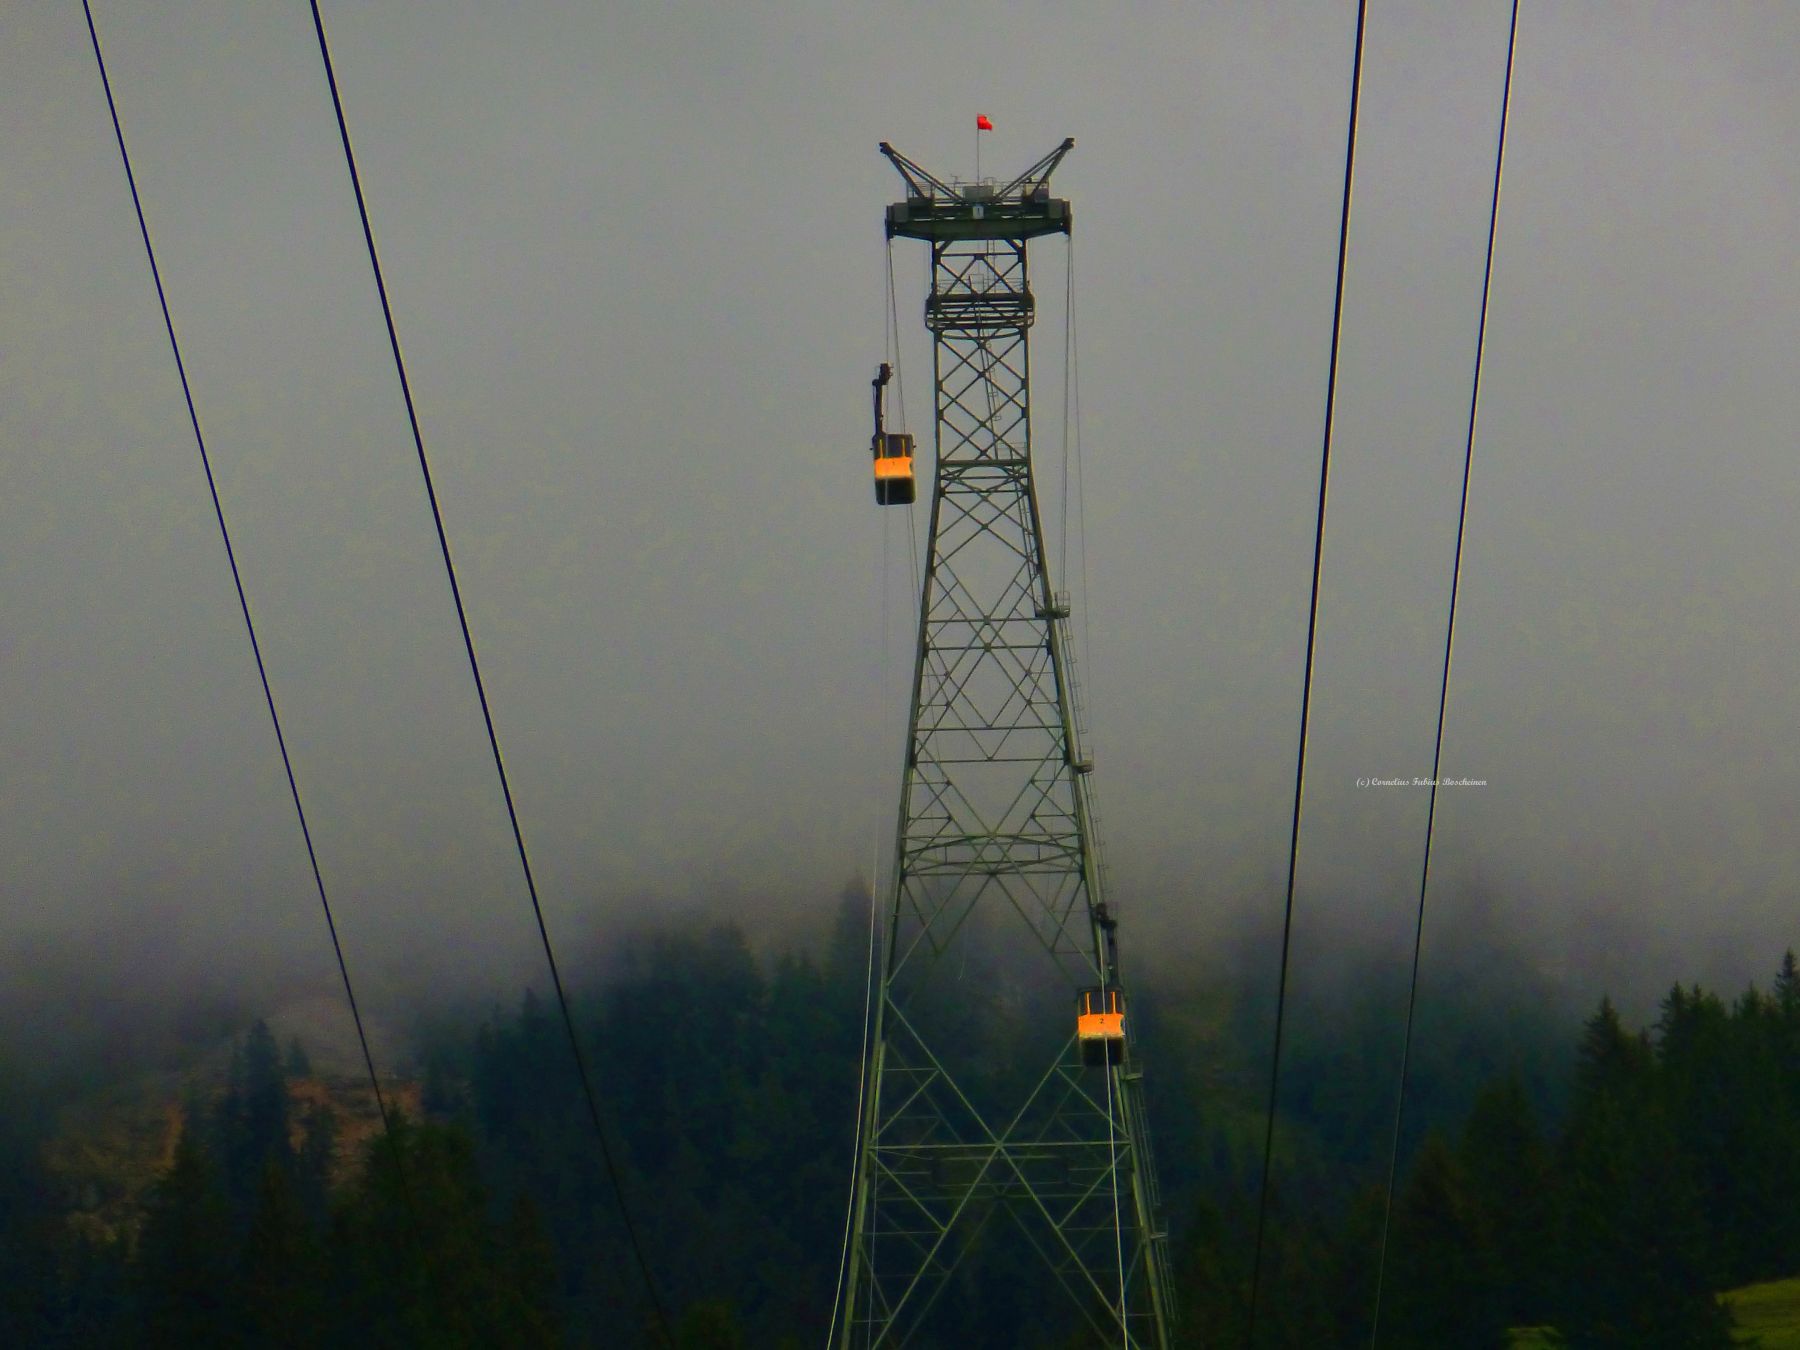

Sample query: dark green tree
[293,1103,338,1232]
[1776,949,1800,1026]
[284,1036,313,1080]
[503,1192,561,1348]
[328,1114,558,1349]
[213,1020,294,1226]
[134,1126,234,1349]
[675,1298,745,1350]
[1554,996,1733,1348]
[1459,1073,1555,1324]
[1767,951,1800,1266]
[1171,1194,1249,1348]
[1379,1132,1502,1348]
[238,1160,325,1347]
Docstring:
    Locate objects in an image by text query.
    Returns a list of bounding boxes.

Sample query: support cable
[304,5,673,1343]
[887,242,909,436]
[1245,0,1369,1341]
[824,259,903,1349]
[822,543,882,1350]
[1060,244,1073,592]
[886,242,924,600]
[79,0,418,1247]
[1068,232,1127,1334]
[1104,1057,1128,1336]
[1366,5,1520,1342]
[1069,241,1094,742]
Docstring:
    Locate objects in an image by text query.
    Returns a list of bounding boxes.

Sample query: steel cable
[304,4,674,1342]
[79,0,425,1271]
[823,250,906,1349]
[1246,0,1370,1340]
[1366,4,1521,1342]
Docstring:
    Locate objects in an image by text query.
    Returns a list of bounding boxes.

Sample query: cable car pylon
[836,137,1175,1350]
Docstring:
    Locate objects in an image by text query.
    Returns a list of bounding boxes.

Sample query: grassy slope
[1730,1275,1800,1349]
[1506,1275,1800,1348]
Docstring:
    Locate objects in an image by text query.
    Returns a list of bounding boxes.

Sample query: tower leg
[838,225,1174,1349]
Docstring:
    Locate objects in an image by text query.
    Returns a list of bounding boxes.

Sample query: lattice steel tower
[837,138,1175,1350]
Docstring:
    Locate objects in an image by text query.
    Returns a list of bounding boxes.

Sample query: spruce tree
[214,1020,294,1226]
[1775,949,1799,1025]
[239,1161,323,1347]
[1170,1195,1250,1349]
[331,1114,559,1349]
[1459,1073,1554,1325]
[674,1298,745,1350]
[134,1127,233,1349]
[284,1037,313,1081]
[1556,996,1733,1348]
[294,1104,338,1232]
[1381,1132,1502,1348]
[1771,951,1800,1265]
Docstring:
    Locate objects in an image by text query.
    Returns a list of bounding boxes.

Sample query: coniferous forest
[3,893,1798,1349]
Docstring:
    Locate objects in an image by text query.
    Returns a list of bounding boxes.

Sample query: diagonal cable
[79,0,417,1238]
[304,3,674,1342]
[1366,4,1520,1342]
[1246,0,1369,1341]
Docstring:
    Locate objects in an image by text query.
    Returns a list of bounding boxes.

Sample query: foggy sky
[4,1,1798,1029]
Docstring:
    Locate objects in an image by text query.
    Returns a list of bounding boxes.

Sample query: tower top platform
[880,137,1074,242]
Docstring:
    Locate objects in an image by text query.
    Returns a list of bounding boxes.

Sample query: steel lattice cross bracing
[837,140,1175,1350]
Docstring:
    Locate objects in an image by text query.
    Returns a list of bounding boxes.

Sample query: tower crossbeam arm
[880,140,1074,243]
[878,142,962,200]
[993,136,1076,199]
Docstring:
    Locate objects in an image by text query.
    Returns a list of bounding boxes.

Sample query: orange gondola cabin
[873,433,916,505]
[869,362,916,505]
[1076,986,1126,1066]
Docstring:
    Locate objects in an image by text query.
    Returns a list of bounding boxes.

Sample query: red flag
[976,114,994,131]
